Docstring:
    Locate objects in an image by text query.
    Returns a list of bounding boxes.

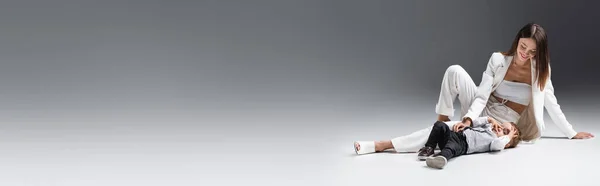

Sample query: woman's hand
[453,118,472,132]
[572,132,594,139]
[453,122,469,132]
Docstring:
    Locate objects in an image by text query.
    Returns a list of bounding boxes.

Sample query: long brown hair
[501,23,550,90]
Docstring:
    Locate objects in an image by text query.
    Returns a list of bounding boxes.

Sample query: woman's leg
[391,65,478,153]
[435,65,479,120]
[389,122,456,153]
[354,140,394,152]
[356,121,451,153]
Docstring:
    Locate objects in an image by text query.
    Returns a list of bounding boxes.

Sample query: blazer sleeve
[543,70,578,139]
[463,53,501,121]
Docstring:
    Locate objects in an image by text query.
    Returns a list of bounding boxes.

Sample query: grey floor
[0,98,598,186]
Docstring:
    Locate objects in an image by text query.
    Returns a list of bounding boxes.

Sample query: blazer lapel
[491,55,512,91]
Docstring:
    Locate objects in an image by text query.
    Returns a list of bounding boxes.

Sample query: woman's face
[516,38,537,63]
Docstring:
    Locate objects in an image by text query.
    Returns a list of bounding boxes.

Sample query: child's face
[494,122,516,137]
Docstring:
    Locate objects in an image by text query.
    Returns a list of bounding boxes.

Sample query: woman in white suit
[354,23,594,155]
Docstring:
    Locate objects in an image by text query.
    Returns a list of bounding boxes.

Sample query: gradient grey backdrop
[0,0,599,185]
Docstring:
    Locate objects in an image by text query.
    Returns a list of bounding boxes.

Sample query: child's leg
[424,121,451,149]
[426,131,469,169]
[438,132,468,160]
[439,145,461,160]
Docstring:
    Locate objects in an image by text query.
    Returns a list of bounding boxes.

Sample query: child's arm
[490,128,517,151]
[489,136,511,151]
[470,116,492,128]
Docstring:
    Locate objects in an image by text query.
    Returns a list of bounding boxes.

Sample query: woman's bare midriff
[491,94,527,114]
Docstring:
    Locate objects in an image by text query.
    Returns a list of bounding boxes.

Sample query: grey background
[0,0,598,185]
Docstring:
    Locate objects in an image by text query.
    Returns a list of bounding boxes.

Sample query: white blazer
[463,52,577,139]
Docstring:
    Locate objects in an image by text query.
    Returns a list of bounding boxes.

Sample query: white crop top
[492,80,531,105]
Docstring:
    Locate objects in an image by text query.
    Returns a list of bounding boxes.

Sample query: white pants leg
[435,65,479,118]
[391,65,478,152]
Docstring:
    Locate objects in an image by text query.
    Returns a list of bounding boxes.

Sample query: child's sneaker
[426,155,447,169]
[417,146,434,160]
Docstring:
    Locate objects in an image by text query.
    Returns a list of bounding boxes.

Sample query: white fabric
[492,80,531,105]
[434,65,478,118]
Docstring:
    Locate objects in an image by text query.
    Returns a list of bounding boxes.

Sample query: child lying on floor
[417,116,521,169]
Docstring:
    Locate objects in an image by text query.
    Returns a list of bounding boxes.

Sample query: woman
[354,23,594,155]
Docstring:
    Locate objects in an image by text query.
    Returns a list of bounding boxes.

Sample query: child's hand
[507,127,517,137]
[491,122,503,133]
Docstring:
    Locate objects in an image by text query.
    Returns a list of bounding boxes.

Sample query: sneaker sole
[426,157,446,169]
[418,155,428,161]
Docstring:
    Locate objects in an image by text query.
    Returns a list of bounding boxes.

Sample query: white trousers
[390,65,521,152]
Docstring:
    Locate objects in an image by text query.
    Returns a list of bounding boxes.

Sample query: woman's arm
[463,53,502,123]
[543,78,577,138]
[544,78,593,139]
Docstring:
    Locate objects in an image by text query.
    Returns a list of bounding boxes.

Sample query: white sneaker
[426,156,447,169]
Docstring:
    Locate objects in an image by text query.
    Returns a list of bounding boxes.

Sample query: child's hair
[506,122,521,148]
